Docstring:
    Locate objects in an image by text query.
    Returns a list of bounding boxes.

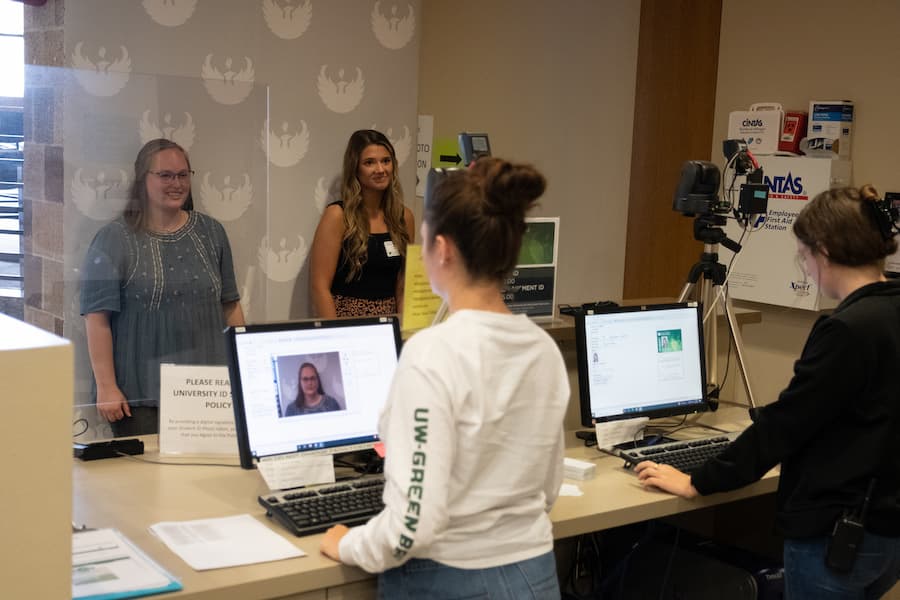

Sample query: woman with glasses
[80,138,244,436]
[284,362,341,416]
[636,185,900,599]
[309,129,415,318]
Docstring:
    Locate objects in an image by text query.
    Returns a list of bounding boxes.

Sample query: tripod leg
[723,295,757,409]
[678,282,695,303]
[702,280,718,392]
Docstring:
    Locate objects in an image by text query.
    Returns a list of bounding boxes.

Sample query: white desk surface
[72,410,776,600]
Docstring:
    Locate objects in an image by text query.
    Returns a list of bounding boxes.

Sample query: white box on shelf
[727,102,784,155]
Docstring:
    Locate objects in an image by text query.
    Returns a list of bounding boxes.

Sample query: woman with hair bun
[320,158,569,599]
[636,185,900,598]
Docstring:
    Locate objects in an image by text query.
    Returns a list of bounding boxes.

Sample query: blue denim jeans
[784,534,900,599]
[377,551,560,600]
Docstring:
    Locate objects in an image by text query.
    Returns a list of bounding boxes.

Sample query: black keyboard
[618,432,739,474]
[259,477,385,537]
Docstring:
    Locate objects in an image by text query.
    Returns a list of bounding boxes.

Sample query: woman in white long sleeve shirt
[320,158,570,599]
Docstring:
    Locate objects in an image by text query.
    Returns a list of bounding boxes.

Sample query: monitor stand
[334,448,383,479]
[612,435,675,451]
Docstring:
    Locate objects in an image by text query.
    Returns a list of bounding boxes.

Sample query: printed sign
[415,115,434,197]
[159,364,238,457]
[504,217,560,321]
[724,157,850,310]
[401,243,443,332]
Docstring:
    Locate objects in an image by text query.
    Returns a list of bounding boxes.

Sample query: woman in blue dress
[80,138,244,436]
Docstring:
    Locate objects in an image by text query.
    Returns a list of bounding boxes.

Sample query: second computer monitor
[575,302,710,426]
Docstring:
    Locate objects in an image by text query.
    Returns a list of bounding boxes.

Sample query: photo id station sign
[504,217,559,321]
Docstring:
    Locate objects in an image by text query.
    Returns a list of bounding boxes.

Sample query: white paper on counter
[149,514,304,570]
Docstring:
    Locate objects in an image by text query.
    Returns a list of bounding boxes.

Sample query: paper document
[595,417,649,449]
[149,514,304,571]
[72,528,181,600]
[257,453,336,491]
[559,483,584,497]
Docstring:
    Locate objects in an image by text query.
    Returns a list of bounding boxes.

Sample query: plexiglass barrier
[11,60,419,441]
[62,66,272,440]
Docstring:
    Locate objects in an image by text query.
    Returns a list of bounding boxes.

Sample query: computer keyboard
[259,477,385,537]
[618,431,740,474]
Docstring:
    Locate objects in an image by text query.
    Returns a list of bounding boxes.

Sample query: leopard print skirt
[333,294,397,318]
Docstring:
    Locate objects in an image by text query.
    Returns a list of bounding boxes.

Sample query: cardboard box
[806,100,854,159]
[724,156,851,310]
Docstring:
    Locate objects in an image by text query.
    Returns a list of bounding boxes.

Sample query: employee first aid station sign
[724,100,855,311]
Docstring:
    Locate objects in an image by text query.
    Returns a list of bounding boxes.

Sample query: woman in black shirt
[637,185,900,599]
[309,130,415,318]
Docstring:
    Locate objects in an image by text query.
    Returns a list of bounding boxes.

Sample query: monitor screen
[225,316,402,469]
[575,302,709,426]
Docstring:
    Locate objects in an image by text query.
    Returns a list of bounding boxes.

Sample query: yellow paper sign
[402,244,443,332]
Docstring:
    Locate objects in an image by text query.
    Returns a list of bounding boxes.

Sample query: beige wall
[714,0,900,407]
[714,0,900,191]
[419,1,641,306]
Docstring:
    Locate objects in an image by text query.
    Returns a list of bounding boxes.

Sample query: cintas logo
[764,172,807,200]
[742,118,764,127]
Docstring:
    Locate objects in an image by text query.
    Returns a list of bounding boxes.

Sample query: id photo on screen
[275,352,346,417]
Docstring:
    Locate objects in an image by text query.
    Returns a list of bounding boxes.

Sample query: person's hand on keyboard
[634,461,699,499]
[320,524,349,561]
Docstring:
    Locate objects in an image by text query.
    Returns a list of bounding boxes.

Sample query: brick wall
[22,0,65,335]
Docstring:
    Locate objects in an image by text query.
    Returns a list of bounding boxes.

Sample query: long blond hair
[339,130,409,281]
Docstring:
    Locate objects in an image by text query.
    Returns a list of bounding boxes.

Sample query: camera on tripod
[673,139,769,223]
[672,141,766,411]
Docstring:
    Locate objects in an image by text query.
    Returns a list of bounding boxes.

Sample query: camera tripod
[677,214,757,409]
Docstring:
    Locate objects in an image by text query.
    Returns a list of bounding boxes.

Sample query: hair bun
[859,183,880,203]
[857,183,899,244]
[472,158,546,217]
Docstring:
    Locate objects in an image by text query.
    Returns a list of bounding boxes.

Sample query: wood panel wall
[623,0,723,299]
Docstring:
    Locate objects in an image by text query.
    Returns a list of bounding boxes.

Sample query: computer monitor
[575,302,710,427]
[225,316,402,469]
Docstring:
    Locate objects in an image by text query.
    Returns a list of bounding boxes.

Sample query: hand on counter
[634,461,699,499]
[320,524,349,562]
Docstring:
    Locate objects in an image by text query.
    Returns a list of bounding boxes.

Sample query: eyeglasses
[149,170,194,183]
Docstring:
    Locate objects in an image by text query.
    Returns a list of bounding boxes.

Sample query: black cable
[676,421,730,434]
[715,228,746,397]
[657,527,681,600]
[113,451,242,468]
[646,415,688,438]
[72,418,89,437]
[717,285,734,393]
[604,521,658,599]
